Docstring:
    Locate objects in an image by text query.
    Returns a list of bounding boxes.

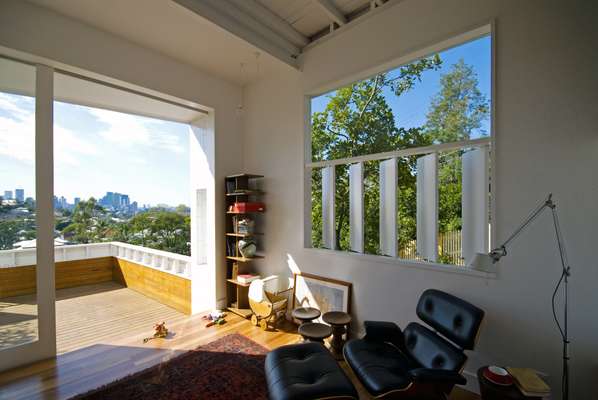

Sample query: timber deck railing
[0,242,192,279]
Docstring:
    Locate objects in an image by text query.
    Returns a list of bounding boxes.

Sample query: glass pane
[398,155,419,261]
[437,150,464,266]
[0,57,38,349]
[51,72,194,354]
[363,160,380,255]
[310,35,491,162]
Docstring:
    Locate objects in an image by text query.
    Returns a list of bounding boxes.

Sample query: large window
[53,72,192,256]
[0,57,39,349]
[307,32,492,267]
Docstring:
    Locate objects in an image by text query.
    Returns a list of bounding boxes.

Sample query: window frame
[302,23,497,277]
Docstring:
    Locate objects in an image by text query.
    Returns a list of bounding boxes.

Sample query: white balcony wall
[0,243,193,279]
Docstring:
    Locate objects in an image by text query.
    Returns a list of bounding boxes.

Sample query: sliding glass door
[0,56,56,371]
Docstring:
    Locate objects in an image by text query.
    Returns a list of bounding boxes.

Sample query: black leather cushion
[403,322,466,371]
[265,342,358,400]
[344,339,418,397]
[416,289,484,350]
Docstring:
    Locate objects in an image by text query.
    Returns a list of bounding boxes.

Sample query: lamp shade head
[469,252,498,273]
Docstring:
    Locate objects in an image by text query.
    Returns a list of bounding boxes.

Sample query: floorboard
[0,283,478,400]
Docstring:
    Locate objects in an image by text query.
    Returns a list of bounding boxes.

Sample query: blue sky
[0,94,190,206]
[311,35,491,137]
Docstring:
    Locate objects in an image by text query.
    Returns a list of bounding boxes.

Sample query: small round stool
[292,307,321,324]
[322,311,351,359]
[298,322,332,343]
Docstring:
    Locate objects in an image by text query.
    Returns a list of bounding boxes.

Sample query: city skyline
[1,187,188,208]
[0,94,191,206]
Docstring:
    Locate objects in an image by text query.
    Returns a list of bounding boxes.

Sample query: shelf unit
[225,173,264,319]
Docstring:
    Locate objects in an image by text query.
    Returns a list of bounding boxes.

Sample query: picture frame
[292,272,352,321]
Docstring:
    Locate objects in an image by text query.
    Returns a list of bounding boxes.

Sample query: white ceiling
[27,0,292,85]
[27,0,380,85]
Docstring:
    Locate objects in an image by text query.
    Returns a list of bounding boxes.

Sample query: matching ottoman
[265,342,358,400]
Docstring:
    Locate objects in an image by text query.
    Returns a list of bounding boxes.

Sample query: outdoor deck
[0,281,188,353]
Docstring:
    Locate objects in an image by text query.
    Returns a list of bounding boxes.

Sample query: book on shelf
[506,367,550,397]
[237,274,260,284]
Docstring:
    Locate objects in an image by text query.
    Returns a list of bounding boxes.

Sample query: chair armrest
[363,321,404,345]
[408,368,467,385]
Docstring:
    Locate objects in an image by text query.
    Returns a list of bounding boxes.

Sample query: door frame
[0,61,56,371]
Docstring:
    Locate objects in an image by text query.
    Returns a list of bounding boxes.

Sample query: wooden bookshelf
[226,232,263,238]
[224,173,264,319]
[226,278,251,287]
[226,255,264,262]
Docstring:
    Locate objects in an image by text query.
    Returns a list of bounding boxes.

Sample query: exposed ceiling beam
[313,0,347,26]
[172,0,300,69]
[229,0,309,48]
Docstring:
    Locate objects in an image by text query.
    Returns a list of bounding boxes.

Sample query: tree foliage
[311,56,442,253]
[60,201,191,255]
[311,55,489,261]
[426,59,489,249]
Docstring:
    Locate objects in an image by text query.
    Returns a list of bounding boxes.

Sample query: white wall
[0,0,243,306]
[243,0,598,398]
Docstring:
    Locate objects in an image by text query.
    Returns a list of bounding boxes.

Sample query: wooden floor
[1,282,187,353]
[0,283,479,400]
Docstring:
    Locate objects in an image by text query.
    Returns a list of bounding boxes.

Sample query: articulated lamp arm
[488,193,556,263]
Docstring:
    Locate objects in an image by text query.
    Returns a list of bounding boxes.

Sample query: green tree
[123,210,190,255]
[424,59,489,264]
[0,219,35,250]
[311,55,442,253]
[424,59,489,143]
[62,198,105,243]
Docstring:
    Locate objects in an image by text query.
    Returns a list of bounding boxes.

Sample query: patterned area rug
[70,333,269,400]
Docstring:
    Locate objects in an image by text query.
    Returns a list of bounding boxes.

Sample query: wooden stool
[298,322,332,343]
[292,307,321,324]
[323,311,351,359]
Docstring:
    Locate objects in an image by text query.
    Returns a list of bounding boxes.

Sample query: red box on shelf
[233,202,265,213]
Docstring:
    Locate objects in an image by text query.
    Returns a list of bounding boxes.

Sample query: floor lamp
[468,193,571,400]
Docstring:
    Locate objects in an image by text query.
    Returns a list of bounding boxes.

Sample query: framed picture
[293,272,351,321]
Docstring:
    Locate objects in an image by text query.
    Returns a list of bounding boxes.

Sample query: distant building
[121,194,130,208]
[15,189,24,203]
[4,190,13,200]
[99,191,133,213]
[25,197,34,207]
[12,238,69,249]
[74,197,81,206]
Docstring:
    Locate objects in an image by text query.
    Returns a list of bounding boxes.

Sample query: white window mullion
[416,153,438,262]
[379,158,397,257]
[322,166,336,249]
[462,147,489,265]
[349,162,364,253]
[35,64,56,359]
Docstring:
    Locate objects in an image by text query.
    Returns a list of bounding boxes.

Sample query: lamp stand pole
[487,194,570,400]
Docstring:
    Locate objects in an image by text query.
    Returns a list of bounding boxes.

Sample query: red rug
[71,333,269,400]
